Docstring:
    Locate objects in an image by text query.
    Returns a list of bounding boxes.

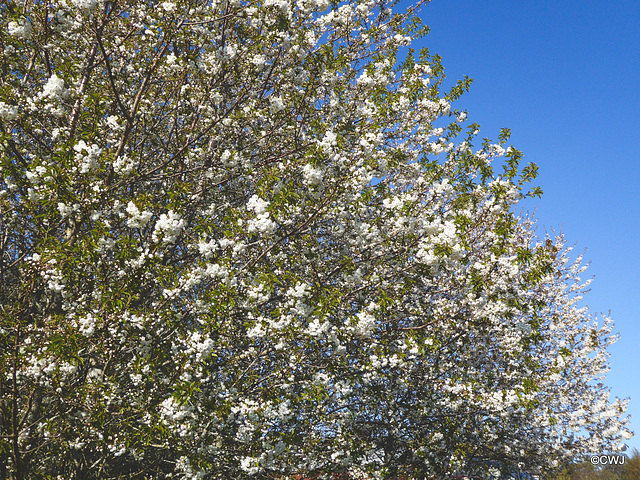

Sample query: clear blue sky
[406,0,640,453]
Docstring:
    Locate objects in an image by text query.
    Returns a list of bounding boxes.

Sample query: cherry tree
[0,0,631,478]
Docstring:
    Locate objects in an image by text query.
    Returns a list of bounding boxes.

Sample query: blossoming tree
[0,0,631,478]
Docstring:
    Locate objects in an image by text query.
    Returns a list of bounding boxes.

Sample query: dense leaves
[0,0,631,478]
[549,450,640,480]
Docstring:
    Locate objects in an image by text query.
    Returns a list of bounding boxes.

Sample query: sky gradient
[408,0,640,454]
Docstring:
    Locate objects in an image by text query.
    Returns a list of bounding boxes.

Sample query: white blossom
[302,164,324,185]
[71,0,98,10]
[0,102,18,120]
[125,202,153,228]
[74,140,102,173]
[41,74,69,101]
[8,20,32,39]
[152,211,185,243]
[269,95,285,114]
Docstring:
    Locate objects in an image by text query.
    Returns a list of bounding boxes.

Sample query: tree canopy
[0,0,631,478]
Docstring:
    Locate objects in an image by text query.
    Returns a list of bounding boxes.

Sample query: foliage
[549,449,640,480]
[0,0,631,478]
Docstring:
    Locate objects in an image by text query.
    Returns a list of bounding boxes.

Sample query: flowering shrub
[0,0,631,479]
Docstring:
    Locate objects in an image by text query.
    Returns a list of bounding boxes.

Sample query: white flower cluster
[41,74,69,102]
[7,20,32,39]
[41,259,66,295]
[305,318,330,337]
[23,354,60,382]
[75,313,96,336]
[185,331,215,362]
[240,456,260,475]
[269,95,285,114]
[317,130,337,151]
[112,154,137,174]
[285,282,311,318]
[264,0,287,10]
[346,302,379,337]
[49,9,79,34]
[220,149,237,168]
[26,165,50,185]
[104,115,123,132]
[176,456,206,480]
[57,202,79,218]
[152,211,185,243]
[251,54,266,70]
[74,140,102,173]
[160,396,192,423]
[296,0,329,13]
[359,132,384,154]
[246,195,275,235]
[302,163,324,186]
[353,310,376,337]
[197,238,219,259]
[71,0,99,10]
[125,202,153,228]
[0,101,18,120]
[161,1,177,12]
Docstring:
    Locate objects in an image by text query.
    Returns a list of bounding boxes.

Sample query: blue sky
[406,0,640,453]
